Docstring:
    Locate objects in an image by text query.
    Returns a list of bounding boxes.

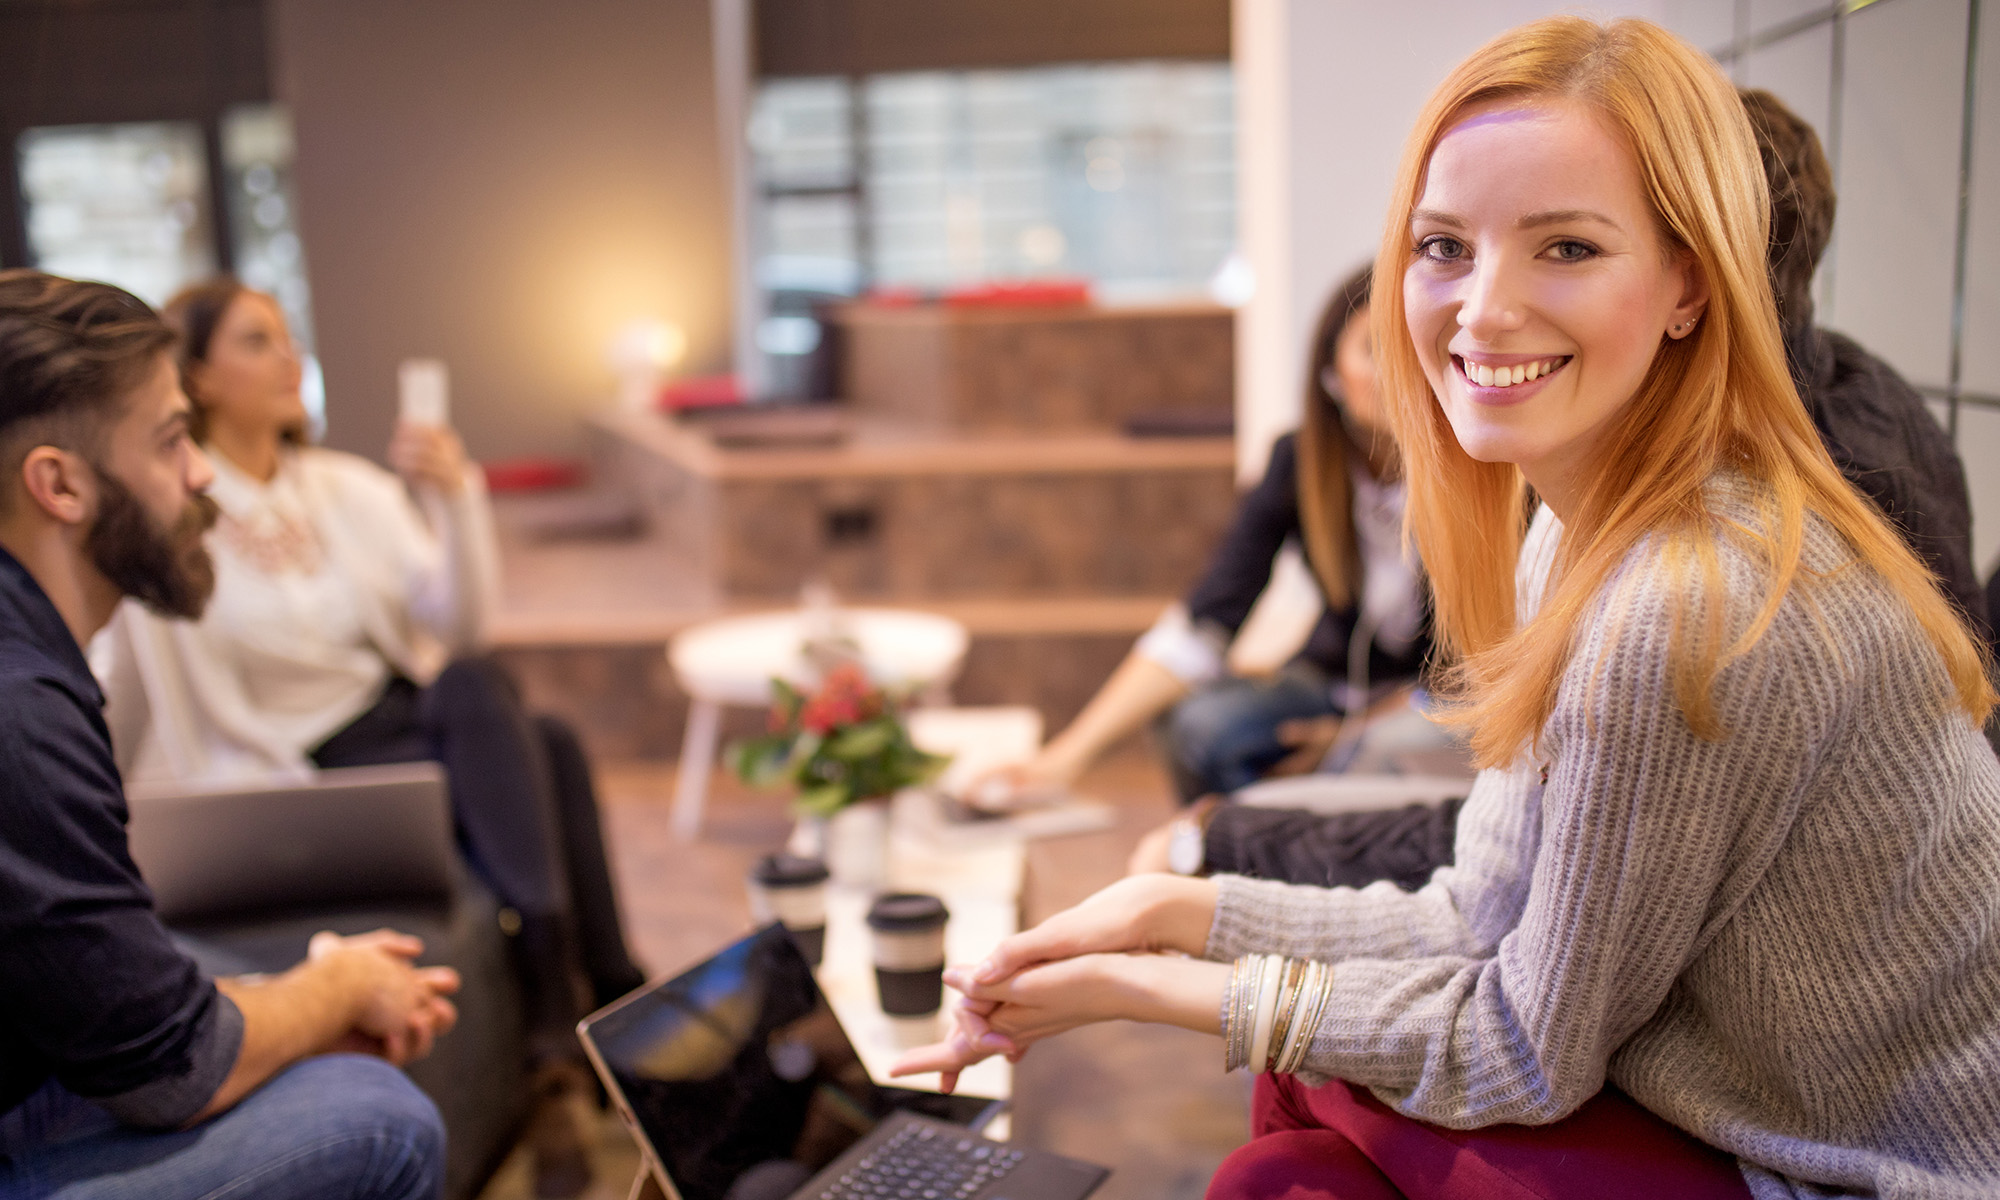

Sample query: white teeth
[1465,356,1564,388]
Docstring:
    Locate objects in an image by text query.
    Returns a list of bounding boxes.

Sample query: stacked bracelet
[1247,954,1284,1073]
[1265,959,1306,1073]
[1274,959,1327,1074]
[1223,957,1251,1072]
[1223,952,1338,1077]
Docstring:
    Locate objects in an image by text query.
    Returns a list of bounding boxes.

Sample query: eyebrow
[1410,208,1465,229]
[1409,207,1623,232]
[1517,208,1621,230]
[153,408,193,437]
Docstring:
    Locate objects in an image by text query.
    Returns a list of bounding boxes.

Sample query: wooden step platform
[587,410,1238,605]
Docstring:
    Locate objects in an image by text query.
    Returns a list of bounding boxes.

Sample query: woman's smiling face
[1402,96,1706,514]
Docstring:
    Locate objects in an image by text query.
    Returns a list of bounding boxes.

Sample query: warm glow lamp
[607,317,688,413]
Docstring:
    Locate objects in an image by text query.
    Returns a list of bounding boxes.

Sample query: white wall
[1234,0,1998,578]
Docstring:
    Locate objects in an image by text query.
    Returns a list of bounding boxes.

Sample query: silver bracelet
[1222,957,1248,1072]
[1282,960,1336,1075]
[1228,953,1271,1073]
[1247,954,1284,1074]
[1223,956,1247,1072]
[1271,958,1313,1075]
[1265,958,1305,1074]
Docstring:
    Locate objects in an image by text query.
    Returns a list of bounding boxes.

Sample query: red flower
[821,663,869,699]
[801,693,864,734]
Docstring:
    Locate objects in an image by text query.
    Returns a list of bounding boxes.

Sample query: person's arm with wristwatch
[1132,794,1465,890]
[1129,797,1223,877]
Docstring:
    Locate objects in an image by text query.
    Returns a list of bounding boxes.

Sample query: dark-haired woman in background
[93,278,641,1199]
[979,265,1448,815]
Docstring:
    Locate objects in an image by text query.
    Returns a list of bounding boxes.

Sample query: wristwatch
[1167,800,1220,876]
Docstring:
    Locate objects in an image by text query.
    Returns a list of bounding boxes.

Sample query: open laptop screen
[585,924,892,1200]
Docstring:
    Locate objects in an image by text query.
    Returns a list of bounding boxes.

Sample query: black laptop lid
[585,924,894,1200]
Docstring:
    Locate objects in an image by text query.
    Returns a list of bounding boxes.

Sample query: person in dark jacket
[976,264,1446,810]
[0,270,453,1200]
[1140,86,1986,887]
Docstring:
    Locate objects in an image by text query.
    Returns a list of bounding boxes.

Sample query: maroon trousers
[1207,1074,1753,1200]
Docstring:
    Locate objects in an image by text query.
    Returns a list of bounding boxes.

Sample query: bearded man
[0,270,456,1200]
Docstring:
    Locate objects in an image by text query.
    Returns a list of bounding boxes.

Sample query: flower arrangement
[727,663,949,816]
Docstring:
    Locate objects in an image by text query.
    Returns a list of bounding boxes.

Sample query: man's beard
[83,468,220,620]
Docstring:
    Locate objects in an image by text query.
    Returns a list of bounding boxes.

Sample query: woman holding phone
[95,279,641,1198]
[893,16,2000,1198]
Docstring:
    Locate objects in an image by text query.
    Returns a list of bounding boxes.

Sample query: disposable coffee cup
[866,892,950,1016]
[749,854,830,966]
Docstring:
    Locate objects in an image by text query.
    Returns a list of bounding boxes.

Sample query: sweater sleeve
[1232,537,1831,1127]
[406,470,500,652]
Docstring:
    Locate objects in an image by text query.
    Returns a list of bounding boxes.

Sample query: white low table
[814,788,1024,1110]
[666,607,969,839]
[628,729,1032,1200]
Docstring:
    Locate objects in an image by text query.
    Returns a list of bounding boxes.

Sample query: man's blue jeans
[0,1055,443,1200]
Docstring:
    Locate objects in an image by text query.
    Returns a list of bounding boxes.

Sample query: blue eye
[1416,235,1467,262]
[1548,239,1597,262]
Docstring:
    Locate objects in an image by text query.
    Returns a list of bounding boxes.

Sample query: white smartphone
[397,359,450,427]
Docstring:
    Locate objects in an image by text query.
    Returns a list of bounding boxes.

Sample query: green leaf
[795,782,852,817]
[826,720,894,760]
[909,749,951,784]
[783,731,824,770]
[725,735,789,787]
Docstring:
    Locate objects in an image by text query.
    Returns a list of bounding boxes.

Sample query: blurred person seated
[978,264,1452,812]
[92,278,644,1199]
[1128,84,1985,886]
[0,269,454,1200]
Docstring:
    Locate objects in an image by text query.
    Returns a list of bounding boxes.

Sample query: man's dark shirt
[1788,320,1985,637]
[0,546,240,1128]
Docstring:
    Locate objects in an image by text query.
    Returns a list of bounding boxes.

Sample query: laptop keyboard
[818,1122,1026,1200]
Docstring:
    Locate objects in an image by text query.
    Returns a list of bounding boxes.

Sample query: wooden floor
[476,748,1250,1200]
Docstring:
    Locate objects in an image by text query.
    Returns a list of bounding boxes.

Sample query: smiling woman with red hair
[889,16,2000,1199]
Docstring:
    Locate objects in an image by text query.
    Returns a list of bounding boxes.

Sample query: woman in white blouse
[95,279,639,1197]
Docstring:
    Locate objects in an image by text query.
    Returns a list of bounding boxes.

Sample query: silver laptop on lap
[126,763,456,923]
[578,924,1110,1200]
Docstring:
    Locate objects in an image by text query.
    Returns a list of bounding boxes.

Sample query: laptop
[578,924,1110,1200]
[125,763,457,923]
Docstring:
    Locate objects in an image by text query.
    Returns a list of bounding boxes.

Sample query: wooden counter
[587,410,1238,603]
[832,301,1233,433]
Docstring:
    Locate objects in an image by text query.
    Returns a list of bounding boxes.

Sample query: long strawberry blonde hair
[1372,16,1993,767]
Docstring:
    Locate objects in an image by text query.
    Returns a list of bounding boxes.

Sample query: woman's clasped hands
[888,874,1230,1093]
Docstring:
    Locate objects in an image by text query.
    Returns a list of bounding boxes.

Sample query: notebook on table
[578,924,1109,1200]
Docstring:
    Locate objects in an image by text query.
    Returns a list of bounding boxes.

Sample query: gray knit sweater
[1205,478,2000,1199]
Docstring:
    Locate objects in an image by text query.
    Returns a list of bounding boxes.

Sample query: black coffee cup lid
[753,853,829,887]
[866,892,949,931]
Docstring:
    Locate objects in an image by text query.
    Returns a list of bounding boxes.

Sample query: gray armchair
[129,764,532,1200]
